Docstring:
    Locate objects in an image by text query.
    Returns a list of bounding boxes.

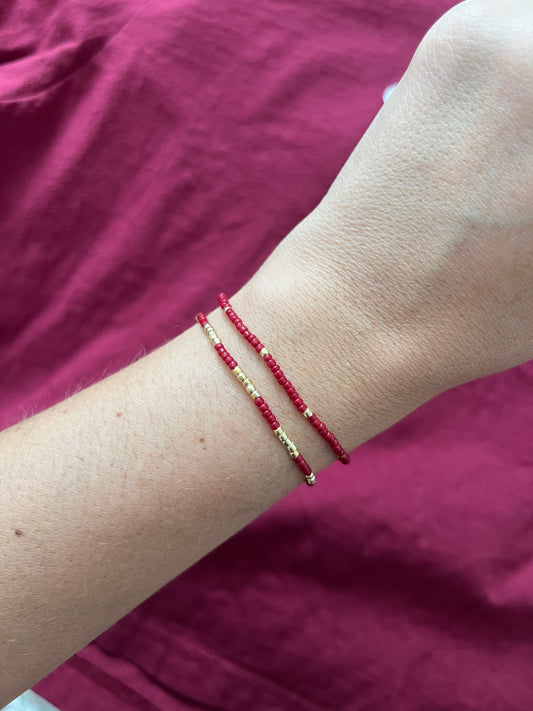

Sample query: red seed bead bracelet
[196,312,316,486]
[217,293,350,465]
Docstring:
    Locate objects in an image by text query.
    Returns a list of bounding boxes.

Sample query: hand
[246,0,533,417]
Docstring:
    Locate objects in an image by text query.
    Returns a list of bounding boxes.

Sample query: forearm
[0,215,429,704]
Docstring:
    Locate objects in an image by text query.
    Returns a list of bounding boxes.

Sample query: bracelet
[196,312,316,486]
[217,294,350,465]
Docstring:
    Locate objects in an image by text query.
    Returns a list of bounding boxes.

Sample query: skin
[1,0,532,704]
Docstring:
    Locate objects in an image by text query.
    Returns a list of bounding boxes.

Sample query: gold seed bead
[288,444,297,454]
[306,473,316,486]
[259,347,269,358]
[274,427,283,436]
[212,337,221,345]
[289,449,299,459]
[246,383,255,394]
[224,306,230,313]
[279,433,288,444]
[237,372,246,383]
[233,366,242,376]
[242,378,250,388]
[251,390,260,400]
[303,408,313,419]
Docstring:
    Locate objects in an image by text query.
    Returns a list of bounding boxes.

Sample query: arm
[0,266,425,704]
[1,0,532,703]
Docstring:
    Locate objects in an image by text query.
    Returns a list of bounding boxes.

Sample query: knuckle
[422,1,532,83]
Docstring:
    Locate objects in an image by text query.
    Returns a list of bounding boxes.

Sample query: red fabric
[3,1,533,709]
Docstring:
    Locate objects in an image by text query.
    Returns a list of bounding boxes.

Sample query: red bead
[274,370,284,380]
[255,342,264,352]
[218,293,229,305]
[290,392,300,402]
[268,360,278,370]
[309,413,317,423]
[279,376,287,385]
[214,343,223,351]
[259,403,269,413]
[254,397,264,407]
[238,324,246,332]
[299,458,311,476]
[298,403,307,413]
[270,420,280,430]
[250,336,259,347]
[293,397,303,407]
[286,387,296,396]
[284,381,293,391]
[264,354,273,362]
[312,418,321,429]
[229,359,238,369]
[294,455,307,474]
[196,313,208,326]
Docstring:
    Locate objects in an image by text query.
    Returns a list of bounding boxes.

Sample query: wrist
[222,216,440,471]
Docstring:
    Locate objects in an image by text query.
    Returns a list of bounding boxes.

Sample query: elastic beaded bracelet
[196,312,316,486]
[217,293,350,465]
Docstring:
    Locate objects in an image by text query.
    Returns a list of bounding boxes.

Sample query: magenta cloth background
[3,0,533,709]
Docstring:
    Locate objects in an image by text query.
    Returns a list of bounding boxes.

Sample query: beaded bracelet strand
[217,293,350,465]
[196,312,316,486]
